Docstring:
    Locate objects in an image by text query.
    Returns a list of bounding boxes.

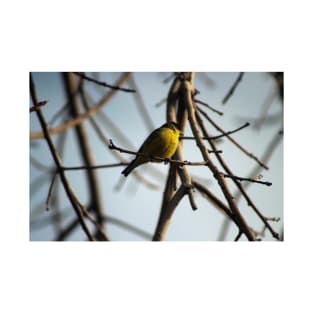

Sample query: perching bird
[121,121,181,177]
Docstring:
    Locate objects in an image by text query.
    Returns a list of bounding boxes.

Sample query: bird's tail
[121,159,138,177]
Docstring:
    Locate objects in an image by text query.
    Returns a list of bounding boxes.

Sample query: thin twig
[30,155,54,173]
[194,99,223,116]
[103,215,152,239]
[108,139,212,167]
[236,112,282,129]
[30,173,49,198]
[222,72,244,104]
[182,122,250,141]
[73,72,136,92]
[45,171,58,211]
[50,125,68,235]
[155,97,166,107]
[220,172,272,186]
[254,83,278,129]
[265,216,280,222]
[187,188,198,211]
[30,100,48,112]
[234,231,243,241]
[271,72,284,102]
[163,73,175,84]
[209,122,250,139]
[62,163,128,171]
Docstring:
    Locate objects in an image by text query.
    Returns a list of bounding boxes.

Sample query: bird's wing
[138,127,162,154]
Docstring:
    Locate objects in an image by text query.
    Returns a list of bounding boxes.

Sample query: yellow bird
[122,122,181,177]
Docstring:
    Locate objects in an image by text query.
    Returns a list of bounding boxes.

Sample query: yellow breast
[140,127,179,159]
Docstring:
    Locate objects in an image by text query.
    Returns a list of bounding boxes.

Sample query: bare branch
[234,231,243,241]
[153,185,187,241]
[64,73,107,239]
[220,172,272,186]
[181,122,250,141]
[30,155,54,173]
[187,187,198,211]
[53,214,152,241]
[62,163,128,171]
[163,73,175,84]
[192,180,232,218]
[153,74,193,241]
[108,139,213,167]
[78,99,159,190]
[194,99,224,116]
[30,72,281,242]
[73,72,136,92]
[45,172,58,211]
[222,72,244,104]
[182,79,255,241]
[30,72,132,140]
[30,73,96,241]
[196,110,279,240]
[155,97,166,107]
[197,106,269,170]
[30,100,48,112]
[218,129,283,241]
[75,200,109,241]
